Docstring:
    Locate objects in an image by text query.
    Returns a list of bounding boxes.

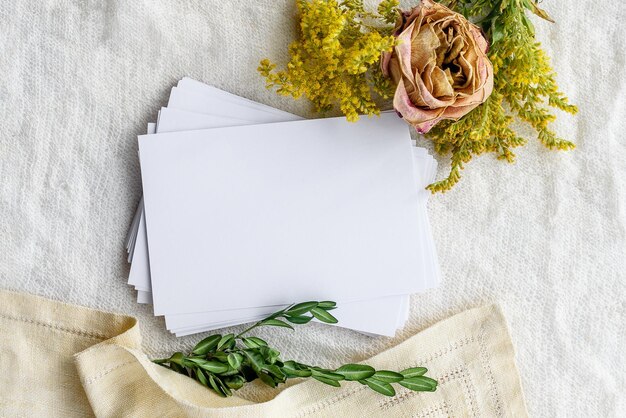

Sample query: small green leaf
[183,357,201,368]
[196,369,209,387]
[208,375,226,397]
[286,301,318,316]
[195,360,230,374]
[313,375,341,387]
[335,364,376,381]
[241,338,257,349]
[224,375,245,390]
[400,367,428,379]
[364,378,396,396]
[217,334,235,350]
[220,366,241,377]
[192,334,221,355]
[491,19,505,44]
[249,337,268,347]
[281,360,297,369]
[311,369,344,381]
[208,374,230,395]
[212,352,228,362]
[242,350,265,371]
[257,371,277,388]
[259,346,280,364]
[261,319,294,330]
[372,370,404,383]
[169,362,185,374]
[168,352,185,366]
[310,307,338,324]
[242,337,268,349]
[399,376,438,392]
[317,301,337,309]
[263,364,286,382]
[281,361,312,378]
[526,1,555,23]
[227,353,242,370]
[285,315,313,324]
[215,376,232,397]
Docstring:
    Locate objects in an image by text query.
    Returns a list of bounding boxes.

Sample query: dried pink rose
[382,0,494,133]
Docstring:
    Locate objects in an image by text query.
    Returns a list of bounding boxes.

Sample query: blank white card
[139,113,426,315]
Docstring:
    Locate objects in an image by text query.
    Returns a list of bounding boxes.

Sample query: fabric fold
[0,289,528,417]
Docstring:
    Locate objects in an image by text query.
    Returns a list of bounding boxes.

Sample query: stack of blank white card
[125,78,440,337]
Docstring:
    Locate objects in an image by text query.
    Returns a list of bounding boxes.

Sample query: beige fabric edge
[0,289,140,416]
[74,303,528,417]
[0,290,140,349]
[0,289,528,417]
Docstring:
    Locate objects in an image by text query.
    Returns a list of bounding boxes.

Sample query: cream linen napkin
[0,289,527,417]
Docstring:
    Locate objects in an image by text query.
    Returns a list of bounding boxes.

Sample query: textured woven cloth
[0,0,624,416]
[0,290,527,417]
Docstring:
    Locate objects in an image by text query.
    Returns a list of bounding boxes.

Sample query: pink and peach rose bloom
[382,0,494,133]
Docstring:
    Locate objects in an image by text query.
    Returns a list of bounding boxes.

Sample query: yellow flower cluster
[258,0,397,121]
[260,0,577,192]
[426,1,577,192]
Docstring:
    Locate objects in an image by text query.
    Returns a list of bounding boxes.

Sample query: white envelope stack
[125,78,440,337]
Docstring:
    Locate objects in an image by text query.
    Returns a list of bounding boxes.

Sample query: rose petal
[411,25,439,73]
[430,66,455,99]
[441,101,481,120]
[388,56,403,87]
[468,24,489,53]
[393,78,446,129]
[395,22,420,85]
[444,34,464,64]
[453,53,474,91]
[415,63,455,108]
[381,51,392,77]
[454,59,493,106]
[414,119,440,134]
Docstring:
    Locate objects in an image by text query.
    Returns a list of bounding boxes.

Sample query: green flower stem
[234,305,293,338]
[153,301,437,398]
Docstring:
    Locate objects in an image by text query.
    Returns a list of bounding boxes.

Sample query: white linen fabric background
[0,0,624,416]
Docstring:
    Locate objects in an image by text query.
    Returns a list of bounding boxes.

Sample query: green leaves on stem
[234,301,338,338]
[153,301,437,398]
[192,335,221,355]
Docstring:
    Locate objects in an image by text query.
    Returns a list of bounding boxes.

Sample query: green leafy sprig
[153,301,437,397]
